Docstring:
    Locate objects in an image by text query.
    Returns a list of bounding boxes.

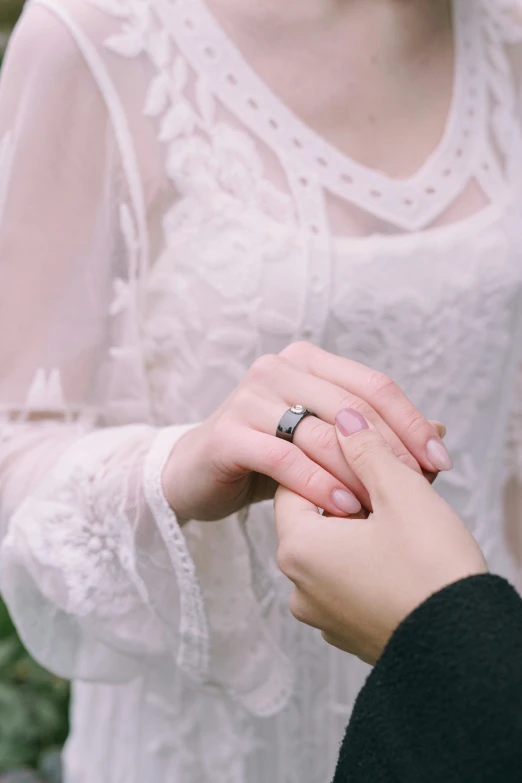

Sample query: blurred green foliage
[0,601,69,777]
[0,1,25,28]
[0,0,25,64]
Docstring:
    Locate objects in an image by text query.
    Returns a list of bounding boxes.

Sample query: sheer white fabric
[1,0,522,780]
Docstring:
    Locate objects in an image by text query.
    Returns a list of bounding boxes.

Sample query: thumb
[335,408,408,498]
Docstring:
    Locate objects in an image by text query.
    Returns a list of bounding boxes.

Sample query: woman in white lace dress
[1,0,522,781]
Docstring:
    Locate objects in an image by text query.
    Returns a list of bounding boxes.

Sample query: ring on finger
[276,405,316,444]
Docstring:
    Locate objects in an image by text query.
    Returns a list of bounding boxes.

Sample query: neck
[209,0,452,50]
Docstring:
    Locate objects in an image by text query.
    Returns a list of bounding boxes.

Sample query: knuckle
[310,421,339,454]
[289,591,311,625]
[280,341,317,364]
[366,370,397,398]
[267,443,327,499]
[264,443,296,472]
[348,436,386,474]
[342,395,374,422]
[248,354,280,385]
[277,541,302,580]
[401,406,430,438]
[321,630,336,648]
[300,464,323,493]
[231,385,255,415]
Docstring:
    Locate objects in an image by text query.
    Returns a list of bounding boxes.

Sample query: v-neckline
[162,0,486,231]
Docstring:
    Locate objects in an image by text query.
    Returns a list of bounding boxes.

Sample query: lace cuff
[146,430,294,715]
[143,426,209,682]
[0,420,292,714]
[0,423,207,684]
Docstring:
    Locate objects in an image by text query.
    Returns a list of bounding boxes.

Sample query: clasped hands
[163,342,453,522]
[160,342,486,664]
[275,407,488,666]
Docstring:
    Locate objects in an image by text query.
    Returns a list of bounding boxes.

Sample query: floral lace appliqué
[5,454,147,619]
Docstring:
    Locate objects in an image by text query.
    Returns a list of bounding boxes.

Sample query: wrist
[160,424,201,521]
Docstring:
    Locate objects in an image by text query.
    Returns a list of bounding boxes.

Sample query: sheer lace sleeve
[0,2,292,718]
[0,3,210,686]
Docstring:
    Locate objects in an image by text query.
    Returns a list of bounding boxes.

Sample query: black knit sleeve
[334,575,522,783]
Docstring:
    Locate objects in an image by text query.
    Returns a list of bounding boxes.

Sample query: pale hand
[162,342,453,522]
[275,408,487,665]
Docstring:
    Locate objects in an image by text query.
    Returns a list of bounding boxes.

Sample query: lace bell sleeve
[0,5,209,686]
[0,3,292,717]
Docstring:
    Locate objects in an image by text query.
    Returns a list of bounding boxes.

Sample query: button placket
[286,165,332,345]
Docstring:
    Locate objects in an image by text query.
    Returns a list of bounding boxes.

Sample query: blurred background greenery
[0,3,70,781]
[0,1,24,62]
[0,603,68,781]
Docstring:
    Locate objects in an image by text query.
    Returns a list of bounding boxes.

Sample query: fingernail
[426,438,453,472]
[332,489,362,515]
[336,408,369,437]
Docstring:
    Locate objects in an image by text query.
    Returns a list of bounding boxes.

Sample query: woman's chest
[141,201,522,426]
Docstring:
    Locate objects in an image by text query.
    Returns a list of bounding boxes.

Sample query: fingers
[424,422,445,484]
[289,416,372,509]
[264,358,423,475]
[237,429,362,516]
[335,408,410,499]
[274,484,318,540]
[234,382,371,509]
[280,343,453,474]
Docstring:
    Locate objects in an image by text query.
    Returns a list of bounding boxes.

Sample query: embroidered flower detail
[163,194,292,299]
[7,460,147,619]
[333,233,522,449]
[96,0,294,224]
[166,136,217,196]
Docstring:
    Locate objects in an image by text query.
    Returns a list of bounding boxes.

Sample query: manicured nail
[336,408,369,437]
[332,489,362,515]
[426,438,453,472]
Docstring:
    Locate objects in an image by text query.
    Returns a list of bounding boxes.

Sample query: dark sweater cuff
[380,573,522,665]
[335,574,522,783]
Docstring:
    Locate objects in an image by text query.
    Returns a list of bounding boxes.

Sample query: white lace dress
[1,0,522,781]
